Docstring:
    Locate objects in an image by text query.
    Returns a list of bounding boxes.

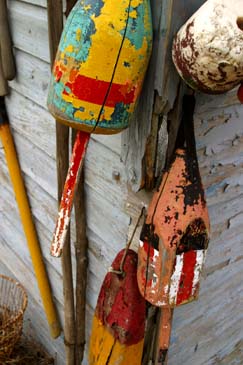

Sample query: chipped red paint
[172,1,243,94]
[50,131,90,257]
[137,149,210,307]
[96,249,146,345]
[54,64,63,82]
[63,74,136,107]
[176,250,197,305]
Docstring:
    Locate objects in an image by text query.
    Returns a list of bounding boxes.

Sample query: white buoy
[172,0,243,94]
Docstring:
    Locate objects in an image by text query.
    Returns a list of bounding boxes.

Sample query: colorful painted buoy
[137,149,210,307]
[48,0,153,257]
[48,0,153,134]
[89,249,146,365]
[172,0,243,94]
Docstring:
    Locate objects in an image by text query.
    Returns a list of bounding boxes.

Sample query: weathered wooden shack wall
[0,1,242,365]
[0,0,129,363]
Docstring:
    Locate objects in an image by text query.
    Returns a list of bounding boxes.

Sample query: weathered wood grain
[122,0,206,191]
[9,50,50,108]
[0,147,128,270]
[8,1,49,62]
[18,0,47,7]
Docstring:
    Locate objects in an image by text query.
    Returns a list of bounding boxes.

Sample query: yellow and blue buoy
[48,0,153,134]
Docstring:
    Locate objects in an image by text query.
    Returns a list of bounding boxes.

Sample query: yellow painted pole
[0,111,61,338]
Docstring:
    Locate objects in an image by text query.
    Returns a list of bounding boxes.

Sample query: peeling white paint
[192,250,206,295]
[169,253,184,304]
[173,0,243,93]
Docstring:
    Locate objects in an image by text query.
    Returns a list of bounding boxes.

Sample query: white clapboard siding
[9,50,51,109]
[0,147,127,282]
[8,0,49,61]
[18,0,47,7]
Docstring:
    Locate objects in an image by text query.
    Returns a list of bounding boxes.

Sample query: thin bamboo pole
[47,1,76,363]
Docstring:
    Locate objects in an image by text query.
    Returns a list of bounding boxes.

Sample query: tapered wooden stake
[154,308,173,365]
[72,131,88,365]
[47,1,76,363]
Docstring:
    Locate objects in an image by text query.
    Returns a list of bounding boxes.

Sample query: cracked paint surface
[172,0,243,94]
[48,0,152,134]
[50,131,90,257]
[89,249,145,365]
[137,149,210,307]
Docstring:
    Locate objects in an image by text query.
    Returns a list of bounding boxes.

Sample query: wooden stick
[47,1,76,363]
[50,131,90,257]
[154,308,174,365]
[72,130,88,365]
[0,0,15,80]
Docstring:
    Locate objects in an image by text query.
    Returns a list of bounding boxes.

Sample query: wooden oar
[89,249,146,365]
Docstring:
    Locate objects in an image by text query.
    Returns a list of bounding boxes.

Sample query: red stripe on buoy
[64,74,136,107]
[176,250,197,305]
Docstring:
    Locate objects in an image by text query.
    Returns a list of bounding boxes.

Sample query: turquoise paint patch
[121,1,152,52]
[47,0,152,133]
[58,0,104,63]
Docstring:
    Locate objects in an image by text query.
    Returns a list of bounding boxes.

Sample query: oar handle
[0,0,16,81]
[51,131,90,257]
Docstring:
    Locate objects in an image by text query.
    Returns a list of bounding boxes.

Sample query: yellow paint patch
[76,28,82,42]
[89,315,144,365]
[63,93,116,122]
[129,10,138,18]
[64,44,74,53]
[73,101,114,121]
[57,0,151,93]
[83,4,92,11]
[131,0,142,7]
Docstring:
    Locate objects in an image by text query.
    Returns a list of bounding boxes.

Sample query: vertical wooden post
[47,1,76,363]
[72,129,88,365]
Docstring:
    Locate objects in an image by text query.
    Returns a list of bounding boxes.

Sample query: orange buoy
[138,149,210,307]
[137,95,210,308]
